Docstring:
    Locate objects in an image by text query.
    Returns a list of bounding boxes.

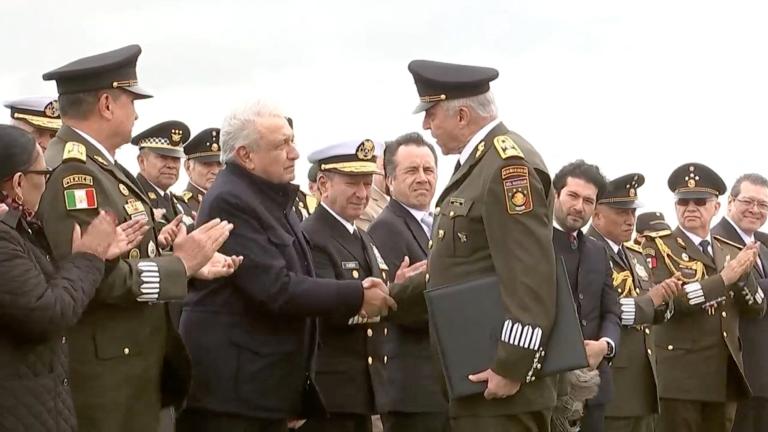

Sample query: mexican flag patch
[64,188,97,210]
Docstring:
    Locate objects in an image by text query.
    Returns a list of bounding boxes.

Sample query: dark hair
[730,173,768,198]
[0,125,38,181]
[552,159,607,196]
[383,132,438,179]
[58,89,124,120]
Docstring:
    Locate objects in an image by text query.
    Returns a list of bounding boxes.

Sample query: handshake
[357,257,428,319]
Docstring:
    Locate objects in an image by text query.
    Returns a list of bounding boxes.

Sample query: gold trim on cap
[320,161,378,173]
[419,94,447,103]
[112,79,139,88]
[187,151,221,159]
[676,187,719,195]
[12,113,62,129]
[598,196,639,204]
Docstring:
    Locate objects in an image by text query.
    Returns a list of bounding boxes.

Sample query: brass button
[382,271,387,280]
[61,336,67,344]
[667,345,674,351]
[425,273,430,283]
[581,319,587,326]
[644,328,651,335]
[367,328,373,337]
[352,270,359,279]
[384,328,388,336]
[123,347,130,355]
[383,356,388,364]
[434,207,440,215]
[63,378,69,387]
[428,240,433,249]
[449,211,455,217]
[438,229,445,239]
[647,348,653,356]
[530,376,536,382]
[723,331,728,338]
[367,356,373,365]
[722,311,727,318]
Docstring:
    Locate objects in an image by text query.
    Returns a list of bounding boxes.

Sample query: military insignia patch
[91,154,109,167]
[355,139,375,160]
[681,252,689,261]
[493,136,524,160]
[634,261,649,281]
[62,174,93,187]
[352,270,360,279]
[211,143,219,152]
[148,191,157,200]
[118,184,130,196]
[63,142,86,163]
[475,142,485,159]
[130,212,148,221]
[181,191,193,202]
[64,188,97,210]
[501,165,533,215]
[342,261,360,270]
[124,199,145,216]
[44,100,59,118]
[372,245,389,271]
[676,237,686,248]
[148,241,157,258]
[129,248,140,259]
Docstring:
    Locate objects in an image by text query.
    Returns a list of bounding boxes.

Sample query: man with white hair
[178,100,397,432]
[390,60,558,431]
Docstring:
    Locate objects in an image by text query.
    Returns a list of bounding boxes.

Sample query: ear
[714,200,721,213]
[457,106,471,125]
[184,159,192,172]
[10,172,24,198]
[234,146,254,170]
[97,91,114,120]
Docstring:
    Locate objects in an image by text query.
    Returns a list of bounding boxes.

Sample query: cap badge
[170,129,183,143]
[356,139,375,160]
[44,100,59,118]
[211,143,219,152]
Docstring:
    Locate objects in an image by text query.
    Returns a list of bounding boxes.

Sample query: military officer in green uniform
[132,120,195,230]
[37,44,237,432]
[588,173,682,432]
[644,163,766,432]
[391,60,557,432]
[181,127,223,213]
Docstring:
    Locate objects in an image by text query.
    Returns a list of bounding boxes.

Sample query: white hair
[220,99,285,163]
[442,90,498,119]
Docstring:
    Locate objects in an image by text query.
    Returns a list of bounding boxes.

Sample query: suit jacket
[587,227,664,417]
[368,199,447,413]
[180,163,364,420]
[358,185,388,231]
[712,218,768,397]
[301,204,391,414]
[39,126,189,431]
[553,228,621,406]
[644,226,766,402]
[390,122,558,417]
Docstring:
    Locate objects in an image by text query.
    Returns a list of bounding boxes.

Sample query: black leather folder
[424,258,587,399]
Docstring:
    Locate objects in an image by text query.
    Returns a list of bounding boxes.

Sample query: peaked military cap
[183,128,221,163]
[636,211,671,234]
[131,120,189,158]
[3,96,61,131]
[42,44,152,98]
[598,173,644,208]
[668,162,726,199]
[308,139,381,175]
[308,163,319,183]
[408,59,499,113]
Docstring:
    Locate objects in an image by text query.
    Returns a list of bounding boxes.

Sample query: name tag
[342,261,359,270]
[124,200,145,216]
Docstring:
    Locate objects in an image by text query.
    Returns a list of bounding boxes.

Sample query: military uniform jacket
[368,199,448,414]
[712,218,768,397]
[587,227,665,417]
[39,126,190,431]
[644,227,766,402]
[392,122,557,417]
[136,174,194,231]
[301,204,391,414]
[358,185,388,231]
[180,182,206,214]
[293,189,317,222]
[180,163,364,419]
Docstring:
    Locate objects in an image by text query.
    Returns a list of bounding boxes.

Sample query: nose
[287,144,299,161]
[422,114,430,131]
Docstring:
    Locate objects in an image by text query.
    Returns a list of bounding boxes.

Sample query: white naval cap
[308,138,382,175]
[3,96,61,131]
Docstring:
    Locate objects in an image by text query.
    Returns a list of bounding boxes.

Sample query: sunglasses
[23,169,54,181]
[676,198,712,207]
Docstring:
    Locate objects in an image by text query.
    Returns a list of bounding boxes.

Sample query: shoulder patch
[713,235,744,250]
[64,188,97,210]
[643,247,656,256]
[501,165,532,215]
[181,191,193,202]
[624,242,643,253]
[493,135,525,160]
[62,142,86,163]
[644,229,671,238]
[62,174,93,188]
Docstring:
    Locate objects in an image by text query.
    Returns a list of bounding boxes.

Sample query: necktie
[421,212,434,237]
[453,160,461,175]
[699,239,714,262]
[569,232,578,251]
[617,247,629,269]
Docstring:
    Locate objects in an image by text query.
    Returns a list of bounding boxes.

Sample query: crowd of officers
[0,43,767,432]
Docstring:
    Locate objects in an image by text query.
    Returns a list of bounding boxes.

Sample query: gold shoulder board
[493,135,525,160]
[645,229,671,238]
[181,191,193,202]
[624,242,644,253]
[63,141,87,163]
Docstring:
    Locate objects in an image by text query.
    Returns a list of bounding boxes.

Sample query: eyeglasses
[22,169,53,181]
[734,197,768,213]
[676,198,712,207]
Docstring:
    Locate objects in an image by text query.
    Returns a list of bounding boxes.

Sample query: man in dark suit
[588,173,682,432]
[368,132,448,432]
[301,139,407,432]
[711,173,768,432]
[177,103,396,432]
[551,160,621,432]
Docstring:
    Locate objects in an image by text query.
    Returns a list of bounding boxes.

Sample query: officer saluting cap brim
[407,59,499,113]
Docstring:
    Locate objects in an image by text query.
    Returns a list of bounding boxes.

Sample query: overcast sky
[2,0,767,222]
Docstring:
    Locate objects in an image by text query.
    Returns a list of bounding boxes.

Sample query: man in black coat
[711,173,768,432]
[551,160,621,432]
[177,103,396,432]
[367,133,448,432]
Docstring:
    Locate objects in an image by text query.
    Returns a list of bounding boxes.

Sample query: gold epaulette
[493,135,525,159]
[62,141,87,163]
[645,229,672,238]
[181,191,193,203]
[713,235,744,250]
[624,242,644,253]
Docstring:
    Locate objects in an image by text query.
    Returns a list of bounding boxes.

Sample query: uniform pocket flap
[445,199,474,217]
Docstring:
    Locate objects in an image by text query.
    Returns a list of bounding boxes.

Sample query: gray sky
[3,0,768,221]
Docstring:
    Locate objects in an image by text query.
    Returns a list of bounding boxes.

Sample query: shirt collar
[458,118,502,166]
[188,180,207,194]
[71,126,114,164]
[397,199,431,233]
[143,176,167,195]
[725,216,755,244]
[321,202,356,234]
[679,227,713,250]
[554,219,579,236]
[590,226,621,253]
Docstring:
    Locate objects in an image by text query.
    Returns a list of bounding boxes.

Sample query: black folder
[424,258,587,399]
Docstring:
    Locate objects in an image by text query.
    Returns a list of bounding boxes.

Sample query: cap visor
[189,154,221,163]
[125,84,153,99]
[606,200,644,209]
[145,147,185,158]
[674,190,716,199]
[412,101,435,114]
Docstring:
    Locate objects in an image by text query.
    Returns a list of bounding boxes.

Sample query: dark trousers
[450,410,552,432]
[581,403,606,432]
[657,399,736,432]
[381,412,450,432]
[732,396,768,432]
[604,415,655,432]
[176,408,288,432]
[300,413,372,432]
